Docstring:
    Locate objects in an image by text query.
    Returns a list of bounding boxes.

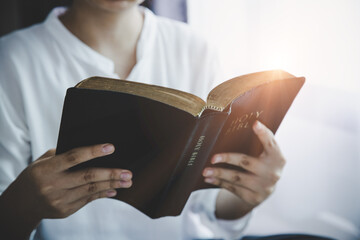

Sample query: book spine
[154,111,229,218]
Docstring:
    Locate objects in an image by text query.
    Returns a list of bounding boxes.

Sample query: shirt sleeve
[0,37,31,195]
[182,189,251,240]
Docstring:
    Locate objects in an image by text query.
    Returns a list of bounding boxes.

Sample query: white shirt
[0,7,250,240]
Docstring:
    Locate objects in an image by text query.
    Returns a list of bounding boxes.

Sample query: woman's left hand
[203,120,286,218]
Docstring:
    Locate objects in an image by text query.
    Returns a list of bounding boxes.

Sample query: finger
[62,168,132,188]
[64,180,132,203]
[67,189,118,212]
[55,144,115,171]
[203,167,263,193]
[252,121,279,155]
[211,153,263,174]
[204,178,264,207]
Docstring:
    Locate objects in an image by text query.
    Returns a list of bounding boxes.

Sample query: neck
[59,2,144,55]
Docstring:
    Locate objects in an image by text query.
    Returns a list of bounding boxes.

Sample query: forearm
[0,178,41,239]
[215,189,253,220]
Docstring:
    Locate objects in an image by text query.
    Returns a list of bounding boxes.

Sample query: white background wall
[188,1,360,239]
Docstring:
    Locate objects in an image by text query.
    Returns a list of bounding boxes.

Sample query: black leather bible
[56,70,305,218]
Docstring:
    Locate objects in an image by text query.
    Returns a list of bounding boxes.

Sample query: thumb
[36,149,56,162]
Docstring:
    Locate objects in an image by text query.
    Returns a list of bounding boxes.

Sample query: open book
[56,70,305,218]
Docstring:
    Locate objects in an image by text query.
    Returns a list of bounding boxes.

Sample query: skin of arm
[0,144,132,239]
[205,120,286,220]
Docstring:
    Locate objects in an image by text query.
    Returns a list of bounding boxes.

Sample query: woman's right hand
[0,143,132,239]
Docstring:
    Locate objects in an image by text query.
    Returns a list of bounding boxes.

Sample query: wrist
[0,179,42,239]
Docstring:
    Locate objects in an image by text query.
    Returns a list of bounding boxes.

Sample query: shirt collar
[136,7,156,61]
[43,6,156,77]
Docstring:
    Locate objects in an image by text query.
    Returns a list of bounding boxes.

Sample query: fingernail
[102,144,114,153]
[107,190,117,197]
[205,178,215,184]
[212,155,223,164]
[203,168,214,177]
[254,121,263,131]
[121,181,132,188]
[120,172,132,180]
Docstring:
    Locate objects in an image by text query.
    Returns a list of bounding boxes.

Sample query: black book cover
[56,72,304,218]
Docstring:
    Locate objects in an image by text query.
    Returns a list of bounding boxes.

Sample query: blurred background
[187,1,360,240]
[1,0,359,239]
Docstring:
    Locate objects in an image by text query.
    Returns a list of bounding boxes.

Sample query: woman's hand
[203,120,286,219]
[0,143,132,239]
